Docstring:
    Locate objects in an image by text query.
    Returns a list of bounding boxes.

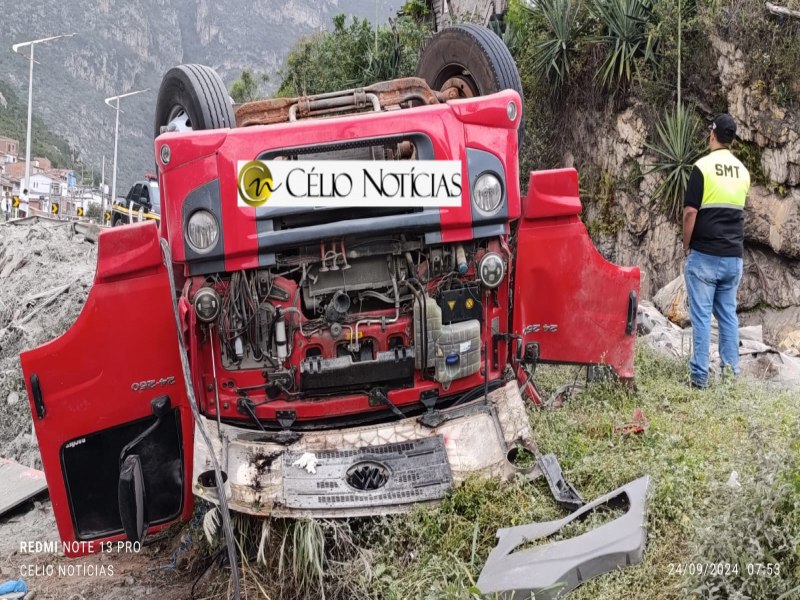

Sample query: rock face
[712,36,800,187]
[745,186,800,259]
[566,33,800,347]
[739,246,800,309]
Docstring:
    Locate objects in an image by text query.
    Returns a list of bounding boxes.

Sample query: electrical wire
[160,239,241,600]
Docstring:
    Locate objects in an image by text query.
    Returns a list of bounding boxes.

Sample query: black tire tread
[417,24,524,143]
[154,64,235,139]
[185,64,233,129]
[453,24,522,98]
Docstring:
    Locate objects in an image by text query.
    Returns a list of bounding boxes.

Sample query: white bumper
[193,381,533,517]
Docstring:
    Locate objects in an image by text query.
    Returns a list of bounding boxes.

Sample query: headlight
[186,210,219,253]
[479,252,505,289]
[472,173,503,215]
[193,287,221,322]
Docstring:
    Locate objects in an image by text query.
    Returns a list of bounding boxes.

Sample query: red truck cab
[20,25,639,555]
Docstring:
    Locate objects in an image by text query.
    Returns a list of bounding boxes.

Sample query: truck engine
[188,235,509,424]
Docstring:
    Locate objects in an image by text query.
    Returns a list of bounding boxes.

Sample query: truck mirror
[118,454,147,543]
[116,396,171,543]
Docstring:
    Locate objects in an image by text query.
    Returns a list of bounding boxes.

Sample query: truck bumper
[192,381,533,517]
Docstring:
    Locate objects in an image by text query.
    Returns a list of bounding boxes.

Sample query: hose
[353,274,401,349]
[160,239,241,600]
[406,278,429,375]
[358,290,413,305]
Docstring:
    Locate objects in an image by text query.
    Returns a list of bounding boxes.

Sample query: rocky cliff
[0,0,401,187]
[568,36,800,352]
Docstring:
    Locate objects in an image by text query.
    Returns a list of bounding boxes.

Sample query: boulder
[744,186,800,259]
[739,247,800,310]
[778,330,800,356]
[653,276,690,327]
[739,306,800,348]
[637,300,678,335]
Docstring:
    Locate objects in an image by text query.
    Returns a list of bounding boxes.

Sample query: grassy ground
[197,347,800,599]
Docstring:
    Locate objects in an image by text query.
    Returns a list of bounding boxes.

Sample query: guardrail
[3,214,108,230]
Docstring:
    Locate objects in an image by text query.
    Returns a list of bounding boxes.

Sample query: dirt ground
[0,499,199,600]
[0,219,198,599]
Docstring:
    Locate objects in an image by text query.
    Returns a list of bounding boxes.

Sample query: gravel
[0,219,96,468]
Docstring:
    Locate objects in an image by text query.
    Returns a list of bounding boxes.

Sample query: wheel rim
[165,106,193,132]
[434,65,479,100]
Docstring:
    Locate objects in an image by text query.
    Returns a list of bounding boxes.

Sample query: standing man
[20,188,30,218]
[1,193,8,221]
[683,113,750,388]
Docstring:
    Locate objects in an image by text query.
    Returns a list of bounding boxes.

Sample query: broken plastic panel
[537,453,585,512]
[477,476,650,600]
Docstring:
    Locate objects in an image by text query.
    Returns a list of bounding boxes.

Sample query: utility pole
[12,34,76,194]
[101,155,105,216]
[105,89,149,211]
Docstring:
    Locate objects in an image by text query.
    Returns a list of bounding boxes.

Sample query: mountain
[0,80,76,171]
[0,0,403,191]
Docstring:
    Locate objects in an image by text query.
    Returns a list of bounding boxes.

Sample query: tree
[85,202,102,221]
[230,69,270,104]
[277,14,429,97]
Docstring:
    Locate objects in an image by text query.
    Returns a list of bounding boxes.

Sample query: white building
[28,172,54,197]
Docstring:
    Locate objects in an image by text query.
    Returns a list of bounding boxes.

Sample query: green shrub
[591,0,658,92]
[527,0,589,91]
[732,139,766,186]
[645,104,705,221]
[277,14,429,97]
[709,0,800,107]
[230,69,270,104]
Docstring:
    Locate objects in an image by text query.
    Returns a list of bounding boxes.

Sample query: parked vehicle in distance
[110,175,160,226]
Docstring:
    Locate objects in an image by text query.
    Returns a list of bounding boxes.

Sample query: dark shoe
[690,380,708,390]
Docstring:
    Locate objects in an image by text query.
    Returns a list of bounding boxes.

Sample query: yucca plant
[645,104,705,221]
[528,0,587,91]
[591,0,657,91]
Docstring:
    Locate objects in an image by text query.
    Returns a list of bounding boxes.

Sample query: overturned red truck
[20,26,640,563]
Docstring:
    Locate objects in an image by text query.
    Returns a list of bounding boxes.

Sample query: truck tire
[417,24,524,143]
[154,64,236,139]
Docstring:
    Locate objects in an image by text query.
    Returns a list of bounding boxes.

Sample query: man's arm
[683,166,703,255]
[683,207,697,255]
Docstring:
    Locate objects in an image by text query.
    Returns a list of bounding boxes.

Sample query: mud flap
[476,476,650,599]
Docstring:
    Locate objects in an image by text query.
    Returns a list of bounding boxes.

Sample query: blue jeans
[684,250,743,386]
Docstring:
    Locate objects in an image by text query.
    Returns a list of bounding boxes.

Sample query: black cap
[709,113,736,144]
